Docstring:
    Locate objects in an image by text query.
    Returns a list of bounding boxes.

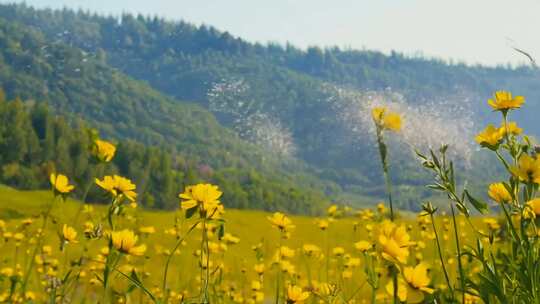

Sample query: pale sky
[5,0,540,66]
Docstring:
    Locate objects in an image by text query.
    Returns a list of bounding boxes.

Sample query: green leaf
[415,150,427,160]
[217,223,225,240]
[465,190,489,214]
[455,202,470,217]
[185,206,198,219]
[62,269,73,284]
[430,149,440,168]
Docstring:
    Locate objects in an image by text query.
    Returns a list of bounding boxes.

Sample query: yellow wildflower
[510,154,540,184]
[251,280,262,291]
[253,263,265,275]
[62,224,78,244]
[0,267,14,277]
[483,218,500,230]
[385,264,433,303]
[402,263,434,303]
[378,220,411,264]
[110,229,147,256]
[345,257,361,268]
[475,125,503,147]
[372,106,402,132]
[139,226,156,235]
[179,183,223,217]
[317,219,329,230]
[280,260,295,274]
[267,212,295,232]
[277,246,295,259]
[377,202,386,214]
[354,240,372,253]
[83,205,94,213]
[93,139,116,162]
[221,233,240,244]
[95,175,137,202]
[487,182,512,203]
[49,173,74,194]
[525,198,540,218]
[24,291,36,301]
[21,218,33,226]
[500,121,523,136]
[332,247,345,257]
[303,244,321,256]
[488,91,524,111]
[327,205,338,217]
[13,233,24,242]
[287,285,310,303]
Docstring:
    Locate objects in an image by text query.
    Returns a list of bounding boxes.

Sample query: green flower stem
[21,195,57,292]
[375,127,399,304]
[429,212,454,296]
[161,221,199,298]
[275,233,283,304]
[451,205,466,303]
[375,129,395,221]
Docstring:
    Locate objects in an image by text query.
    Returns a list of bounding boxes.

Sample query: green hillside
[0,16,348,214]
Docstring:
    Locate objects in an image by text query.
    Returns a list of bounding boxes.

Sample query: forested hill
[0,13,340,214]
[0,3,538,212]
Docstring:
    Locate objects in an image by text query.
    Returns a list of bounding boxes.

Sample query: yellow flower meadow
[8,88,540,303]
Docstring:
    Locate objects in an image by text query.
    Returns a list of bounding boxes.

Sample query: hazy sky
[6,0,540,66]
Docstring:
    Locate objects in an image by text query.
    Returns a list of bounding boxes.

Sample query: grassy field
[0,184,491,303]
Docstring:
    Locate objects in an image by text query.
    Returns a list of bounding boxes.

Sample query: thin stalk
[392,268,399,304]
[325,229,330,281]
[375,130,395,220]
[162,221,199,296]
[375,128,398,303]
[204,219,210,303]
[103,251,122,303]
[495,150,511,172]
[21,195,57,292]
[200,219,207,303]
[430,212,454,296]
[451,205,465,303]
[383,169,395,221]
[275,233,283,304]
